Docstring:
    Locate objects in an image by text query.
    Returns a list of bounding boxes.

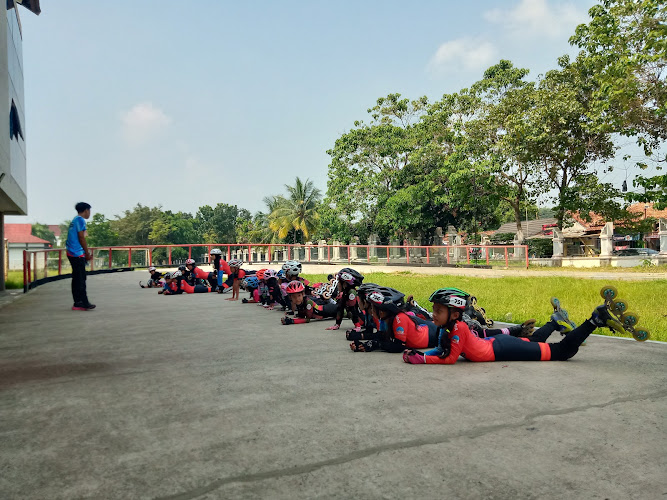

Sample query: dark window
[10,100,23,141]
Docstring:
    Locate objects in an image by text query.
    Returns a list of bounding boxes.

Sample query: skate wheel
[600,286,618,301]
[633,329,650,342]
[612,299,628,314]
[470,296,478,306]
[620,311,639,327]
[550,297,560,310]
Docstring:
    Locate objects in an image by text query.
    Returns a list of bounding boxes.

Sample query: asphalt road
[0,271,665,499]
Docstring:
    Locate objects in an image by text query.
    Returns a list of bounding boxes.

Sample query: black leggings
[491,320,595,361]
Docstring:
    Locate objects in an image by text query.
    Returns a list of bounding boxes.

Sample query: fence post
[90,250,95,271]
[347,244,351,264]
[44,252,48,278]
[406,244,410,264]
[486,246,490,265]
[504,247,509,267]
[108,248,112,269]
[227,244,231,261]
[149,248,153,267]
[128,248,132,268]
[23,250,27,293]
[327,245,330,263]
[426,247,430,264]
[387,246,390,264]
[268,245,272,264]
[168,246,172,265]
[525,245,529,268]
[58,249,62,275]
[466,247,470,264]
[248,245,252,263]
[367,245,370,263]
[188,246,192,259]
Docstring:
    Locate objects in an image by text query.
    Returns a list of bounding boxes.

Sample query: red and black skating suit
[179,279,211,294]
[353,312,439,352]
[419,319,596,363]
[289,298,337,324]
[191,266,217,290]
[335,286,362,329]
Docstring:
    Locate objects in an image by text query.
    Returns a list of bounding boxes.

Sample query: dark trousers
[68,255,89,306]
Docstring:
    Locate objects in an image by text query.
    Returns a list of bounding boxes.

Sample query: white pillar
[318,240,326,262]
[332,241,341,261]
[368,233,378,259]
[659,218,667,255]
[599,222,614,257]
[350,236,359,261]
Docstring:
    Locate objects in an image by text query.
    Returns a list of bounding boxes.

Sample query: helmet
[276,269,286,279]
[357,282,379,300]
[282,260,302,276]
[338,267,364,287]
[256,268,267,280]
[428,288,470,310]
[185,259,195,266]
[286,280,305,294]
[229,258,243,268]
[148,266,156,272]
[171,270,183,278]
[210,248,222,255]
[366,287,405,313]
[164,272,172,279]
[178,265,186,272]
[243,276,259,289]
[264,269,278,279]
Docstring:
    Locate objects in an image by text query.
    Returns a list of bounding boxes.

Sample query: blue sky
[11,0,635,225]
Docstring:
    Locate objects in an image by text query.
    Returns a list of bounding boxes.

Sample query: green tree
[195,203,248,243]
[268,177,322,243]
[86,213,119,247]
[112,204,163,245]
[326,94,427,237]
[31,223,56,246]
[570,0,667,207]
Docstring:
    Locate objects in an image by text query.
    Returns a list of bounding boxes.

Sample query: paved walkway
[0,272,666,499]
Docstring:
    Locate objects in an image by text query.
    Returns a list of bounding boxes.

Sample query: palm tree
[268,177,322,243]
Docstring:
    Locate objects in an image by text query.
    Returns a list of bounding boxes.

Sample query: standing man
[66,202,95,310]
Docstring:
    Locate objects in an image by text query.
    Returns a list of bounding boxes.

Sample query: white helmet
[148,266,156,272]
[185,259,196,266]
[229,258,243,268]
[171,270,182,278]
[282,260,302,276]
[210,248,222,255]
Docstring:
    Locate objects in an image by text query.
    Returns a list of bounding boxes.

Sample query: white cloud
[428,37,498,73]
[120,102,172,145]
[484,0,589,39]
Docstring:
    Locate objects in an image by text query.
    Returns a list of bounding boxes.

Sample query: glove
[281,316,294,325]
[402,349,426,364]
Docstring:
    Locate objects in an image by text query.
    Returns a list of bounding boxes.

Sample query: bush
[491,232,516,245]
[528,238,553,258]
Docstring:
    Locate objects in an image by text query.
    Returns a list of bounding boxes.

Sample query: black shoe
[84,303,96,310]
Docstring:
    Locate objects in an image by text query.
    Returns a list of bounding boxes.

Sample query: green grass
[5,270,24,289]
[304,272,667,343]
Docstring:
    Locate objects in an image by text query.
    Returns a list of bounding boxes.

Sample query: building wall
[7,242,47,269]
[0,5,27,215]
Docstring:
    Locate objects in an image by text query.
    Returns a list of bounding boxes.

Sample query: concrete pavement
[0,271,665,499]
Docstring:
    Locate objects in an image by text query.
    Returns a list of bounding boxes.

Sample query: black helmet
[357,282,379,299]
[366,286,405,313]
[338,267,364,287]
[178,265,186,272]
[428,288,469,310]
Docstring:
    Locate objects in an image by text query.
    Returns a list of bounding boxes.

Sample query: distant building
[0,1,40,289]
[47,224,63,246]
[3,223,50,269]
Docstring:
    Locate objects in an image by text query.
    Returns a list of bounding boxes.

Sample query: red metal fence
[22,243,529,291]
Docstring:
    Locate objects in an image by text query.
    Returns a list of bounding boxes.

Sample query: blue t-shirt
[66,215,87,257]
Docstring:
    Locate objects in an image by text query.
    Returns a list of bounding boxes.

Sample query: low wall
[548,256,665,268]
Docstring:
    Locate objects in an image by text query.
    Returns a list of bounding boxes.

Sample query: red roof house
[4,224,51,245]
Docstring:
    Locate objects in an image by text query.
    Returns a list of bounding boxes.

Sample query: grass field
[4,271,24,289]
[303,272,667,343]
